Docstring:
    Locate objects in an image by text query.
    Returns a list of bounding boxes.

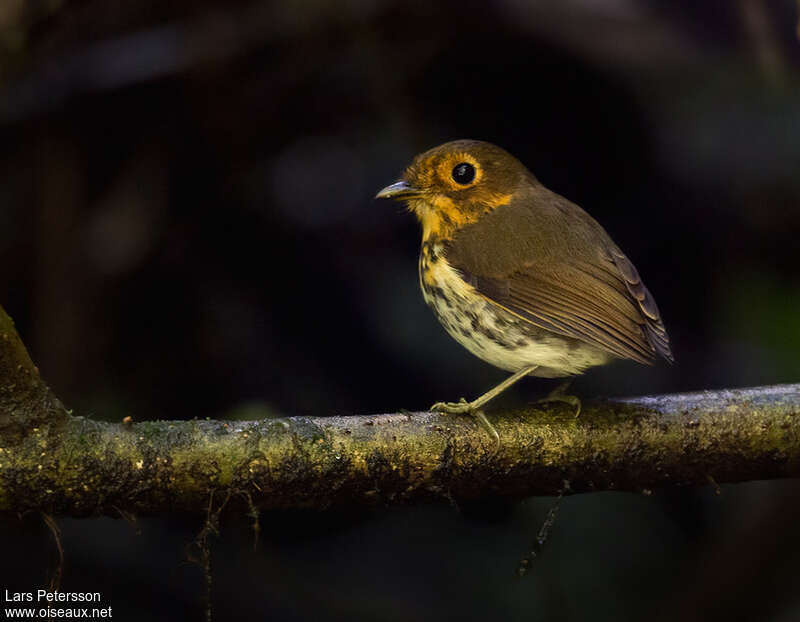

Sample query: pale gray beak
[375,180,420,200]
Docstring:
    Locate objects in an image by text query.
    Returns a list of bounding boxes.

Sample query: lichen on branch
[0,306,67,443]
[0,304,799,517]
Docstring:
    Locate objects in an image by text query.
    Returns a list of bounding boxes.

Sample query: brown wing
[446,186,674,364]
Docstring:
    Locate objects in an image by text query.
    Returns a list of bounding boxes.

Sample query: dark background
[1,0,800,620]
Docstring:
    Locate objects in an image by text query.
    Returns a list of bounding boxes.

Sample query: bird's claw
[430,401,501,452]
[430,398,471,414]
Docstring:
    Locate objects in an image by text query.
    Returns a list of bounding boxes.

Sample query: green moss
[1,335,799,515]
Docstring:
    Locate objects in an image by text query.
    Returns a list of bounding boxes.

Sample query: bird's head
[376,140,532,240]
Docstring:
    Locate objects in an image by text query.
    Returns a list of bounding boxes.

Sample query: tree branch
[0,306,67,443]
[1,304,799,516]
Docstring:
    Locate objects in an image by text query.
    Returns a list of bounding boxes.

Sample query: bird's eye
[451,162,476,185]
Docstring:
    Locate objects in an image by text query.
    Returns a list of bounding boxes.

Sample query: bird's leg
[536,379,581,417]
[431,365,539,414]
[431,366,538,451]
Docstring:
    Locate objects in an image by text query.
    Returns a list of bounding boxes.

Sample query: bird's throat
[410,193,512,242]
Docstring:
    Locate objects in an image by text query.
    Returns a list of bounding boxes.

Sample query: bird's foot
[430,397,472,414]
[431,399,500,451]
[536,381,582,417]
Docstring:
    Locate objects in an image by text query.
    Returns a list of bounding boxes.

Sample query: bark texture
[1,305,799,516]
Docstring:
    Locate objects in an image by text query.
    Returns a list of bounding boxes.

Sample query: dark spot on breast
[424,285,452,307]
[481,327,506,346]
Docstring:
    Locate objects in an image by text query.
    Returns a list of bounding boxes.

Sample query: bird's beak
[375,180,420,200]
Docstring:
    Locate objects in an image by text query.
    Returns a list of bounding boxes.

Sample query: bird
[376,140,673,440]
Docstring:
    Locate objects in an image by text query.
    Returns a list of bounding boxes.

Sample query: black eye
[451,162,476,185]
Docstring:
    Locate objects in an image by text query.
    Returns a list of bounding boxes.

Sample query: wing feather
[446,188,674,365]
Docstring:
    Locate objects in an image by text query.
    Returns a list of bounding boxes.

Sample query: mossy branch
[0,307,67,443]
[1,305,799,516]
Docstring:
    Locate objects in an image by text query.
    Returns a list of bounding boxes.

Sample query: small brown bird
[377,140,672,436]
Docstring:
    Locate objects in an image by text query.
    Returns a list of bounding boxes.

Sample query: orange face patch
[434,152,483,192]
[403,147,512,240]
[410,192,512,241]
